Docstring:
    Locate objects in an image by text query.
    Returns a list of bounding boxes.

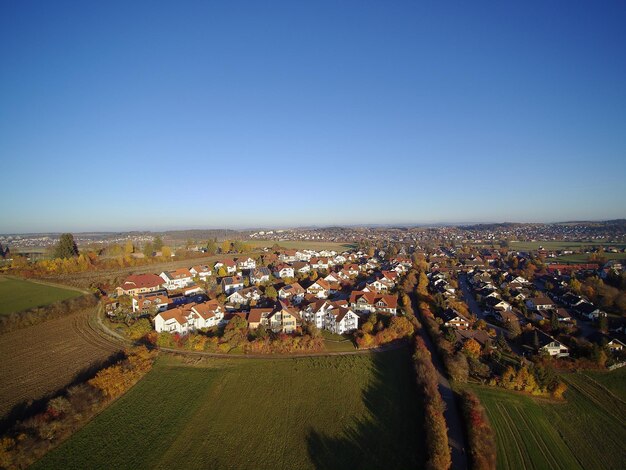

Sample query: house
[576,302,606,320]
[190,265,212,281]
[278,250,297,263]
[237,257,257,270]
[268,301,301,333]
[132,291,170,313]
[221,276,244,294]
[227,287,261,306]
[247,308,273,329]
[292,261,311,274]
[325,307,359,335]
[302,299,330,329]
[278,283,306,304]
[349,291,398,315]
[586,332,626,351]
[249,267,271,284]
[453,329,492,348]
[116,274,164,296]
[310,257,330,270]
[526,297,556,311]
[274,264,295,279]
[438,308,470,330]
[485,297,512,312]
[306,279,331,299]
[324,272,341,284]
[160,269,194,290]
[344,264,360,277]
[215,258,237,274]
[153,306,192,334]
[191,301,224,328]
[524,329,569,357]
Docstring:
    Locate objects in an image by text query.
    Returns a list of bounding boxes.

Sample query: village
[104,241,626,370]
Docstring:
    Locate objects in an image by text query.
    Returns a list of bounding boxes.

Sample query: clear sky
[1,1,625,233]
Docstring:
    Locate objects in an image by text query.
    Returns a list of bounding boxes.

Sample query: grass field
[548,252,626,264]
[509,240,626,252]
[0,276,83,315]
[247,239,356,252]
[34,347,423,470]
[469,367,626,470]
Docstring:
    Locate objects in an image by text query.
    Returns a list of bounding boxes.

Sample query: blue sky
[1,1,625,233]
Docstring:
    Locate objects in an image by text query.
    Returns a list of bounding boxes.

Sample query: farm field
[34,347,423,470]
[0,276,83,315]
[469,368,626,470]
[247,239,355,251]
[0,307,122,421]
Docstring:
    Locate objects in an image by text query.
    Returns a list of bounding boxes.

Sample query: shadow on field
[306,346,423,470]
[0,350,124,434]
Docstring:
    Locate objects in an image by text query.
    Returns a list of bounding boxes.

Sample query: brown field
[0,307,123,421]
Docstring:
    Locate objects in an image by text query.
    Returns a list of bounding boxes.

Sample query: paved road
[411,292,468,470]
[458,273,509,338]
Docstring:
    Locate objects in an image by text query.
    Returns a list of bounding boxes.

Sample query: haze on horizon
[1,1,625,234]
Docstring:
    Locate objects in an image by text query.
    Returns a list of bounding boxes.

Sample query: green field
[469,368,626,470]
[509,240,626,252]
[0,276,83,315]
[34,348,423,470]
[548,252,625,264]
[247,239,355,252]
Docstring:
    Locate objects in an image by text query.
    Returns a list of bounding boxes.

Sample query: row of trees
[459,391,497,470]
[354,313,415,349]
[413,336,451,470]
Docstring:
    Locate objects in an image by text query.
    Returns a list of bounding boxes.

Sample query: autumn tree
[161,246,172,258]
[206,238,217,255]
[142,242,154,258]
[53,233,79,259]
[462,338,481,358]
[153,235,163,251]
[265,285,278,300]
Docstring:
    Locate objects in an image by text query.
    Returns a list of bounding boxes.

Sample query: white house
[278,283,306,304]
[190,265,212,281]
[250,267,271,284]
[274,264,295,279]
[325,307,359,335]
[160,269,194,290]
[237,257,257,270]
[221,276,244,294]
[227,287,261,306]
[306,279,331,299]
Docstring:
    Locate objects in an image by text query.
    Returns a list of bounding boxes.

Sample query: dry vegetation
[0,307,123,421]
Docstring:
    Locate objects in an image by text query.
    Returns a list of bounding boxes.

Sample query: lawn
[247,239,356,252]
[0,276,83,315]
[34,347,423,470]
[468,367,626,470]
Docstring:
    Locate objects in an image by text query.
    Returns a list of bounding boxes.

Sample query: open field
[469,368,626,470]
[548,252,626,264]
[34,347,423,470]
[0,307,122,421]
[0,276,83,315]
[247,239,356,251]
[509,240,626,251]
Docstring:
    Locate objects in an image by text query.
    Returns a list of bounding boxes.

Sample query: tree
[599,314,608,332]
[142,242,154,258]
[550,311,559,331]
[124,240,134,255]
[462,338,481,358]
[161,246,172,258]
[265,285,278,300]
[206,238,217,255]
[54,233,79,259]
[221,240,231,253]
[153,235,163,251]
